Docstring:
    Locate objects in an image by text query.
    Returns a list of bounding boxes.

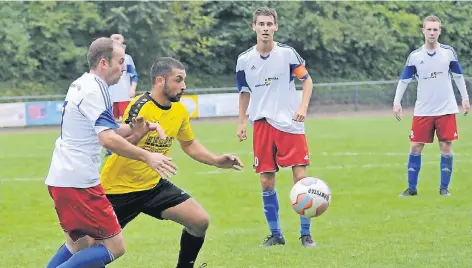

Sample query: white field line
[2,159,471,182]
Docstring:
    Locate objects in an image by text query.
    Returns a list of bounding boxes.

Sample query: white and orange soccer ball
[290,177,331,218]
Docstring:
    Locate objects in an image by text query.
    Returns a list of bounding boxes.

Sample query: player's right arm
[393,52,417,120]
[80,86,176,178]
[97,130,176,178]
[236,57,251,141]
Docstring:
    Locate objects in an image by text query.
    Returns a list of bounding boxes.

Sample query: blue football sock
[46,244,73,268]
[262,188,282,238]
[300,215,311,236]
[407,152,421,190]
[56,244,114,268]
[440,153,453,189]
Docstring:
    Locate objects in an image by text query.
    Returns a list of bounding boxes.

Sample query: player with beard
[100,57,244,268]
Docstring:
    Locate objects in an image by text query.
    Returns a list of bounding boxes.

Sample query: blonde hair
[423,15,441,28]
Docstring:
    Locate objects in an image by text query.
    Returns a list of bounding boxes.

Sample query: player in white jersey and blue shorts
[44,37,176,268]
[393,15,470,197]
[235,7,315,247]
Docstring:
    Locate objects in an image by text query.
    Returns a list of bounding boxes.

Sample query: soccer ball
[290,177,331,218]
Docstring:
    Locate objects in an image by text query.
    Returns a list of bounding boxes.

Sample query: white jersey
[45,73,119,188]
[109,54,138,102]
[236,42,309,134]
[398,43,465,116]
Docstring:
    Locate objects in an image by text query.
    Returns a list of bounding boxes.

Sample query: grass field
[1,113,471,268]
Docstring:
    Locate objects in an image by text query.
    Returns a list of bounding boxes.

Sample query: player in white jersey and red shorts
[236,7,315,247]
[393,15,470,197]
[44,37,176,268]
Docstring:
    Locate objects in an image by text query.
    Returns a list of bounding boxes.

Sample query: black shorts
[106,179,191,228]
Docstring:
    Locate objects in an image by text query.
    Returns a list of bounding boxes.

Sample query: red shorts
[48,184,121,241]
[113,101,130,120]
[253,119,310,173]
[410,114,458,143]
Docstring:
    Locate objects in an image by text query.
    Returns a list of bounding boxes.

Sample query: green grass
[1,114,471,268]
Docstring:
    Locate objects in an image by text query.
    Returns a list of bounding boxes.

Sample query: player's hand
[145,152,177,179]
[237,123,247,142]
[293,106,308,122]
[462,99,470,116]
[131,116,166,140]
[214,154,244,171]
[393,105,403,121]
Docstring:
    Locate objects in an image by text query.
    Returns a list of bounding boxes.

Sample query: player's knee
[102,233,126,259]
[260,172,275,190]
[410,142,425,153]
[188,211,210,236]
[196,211,211,232]
[292,166,307,182]
[439,141,453,154]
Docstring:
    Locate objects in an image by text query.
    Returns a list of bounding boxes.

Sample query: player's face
[422,21,441,44]
[163,68,186,102]
[252,15,278,42]
[106,45,126,86]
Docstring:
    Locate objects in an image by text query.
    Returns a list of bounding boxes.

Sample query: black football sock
[176,228,205,268]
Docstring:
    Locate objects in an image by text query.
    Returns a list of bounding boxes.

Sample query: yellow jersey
[101,92,194,194]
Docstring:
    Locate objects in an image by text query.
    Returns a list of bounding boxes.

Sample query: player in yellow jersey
[100,57,244,268]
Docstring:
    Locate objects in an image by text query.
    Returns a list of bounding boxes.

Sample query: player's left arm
[178,114,243,170]
[179,139,243,170]
[448,47,470,114]
[290,50,313,122]
[127,55,138,98]
[449,49,469,99]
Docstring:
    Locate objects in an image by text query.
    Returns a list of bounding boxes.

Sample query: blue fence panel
[25,101,64,126]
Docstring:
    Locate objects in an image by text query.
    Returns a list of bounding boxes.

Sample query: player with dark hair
[45,37,175,268]
[236,7,316,247]
[101,57,244,268]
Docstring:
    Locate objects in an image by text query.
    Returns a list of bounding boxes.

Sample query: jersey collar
[88,72,108,88]
[146,92,171,110]
[255,42,277,60]
[422,42,440,57]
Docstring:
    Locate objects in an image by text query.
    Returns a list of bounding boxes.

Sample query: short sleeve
[399,52,417,80]
[126,55,139,82]
[288,48,309,80]
[79,85,118,134]
[447,47,464,74]
[176,113,195,142]
[236,58,251,93]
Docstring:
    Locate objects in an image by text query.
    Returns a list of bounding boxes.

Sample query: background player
[101,57,244,268]
[105,33,139,157]
[393,15,470,197]
[45,38,176,268]
[235,7,315,247]
[109,33,139,121]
